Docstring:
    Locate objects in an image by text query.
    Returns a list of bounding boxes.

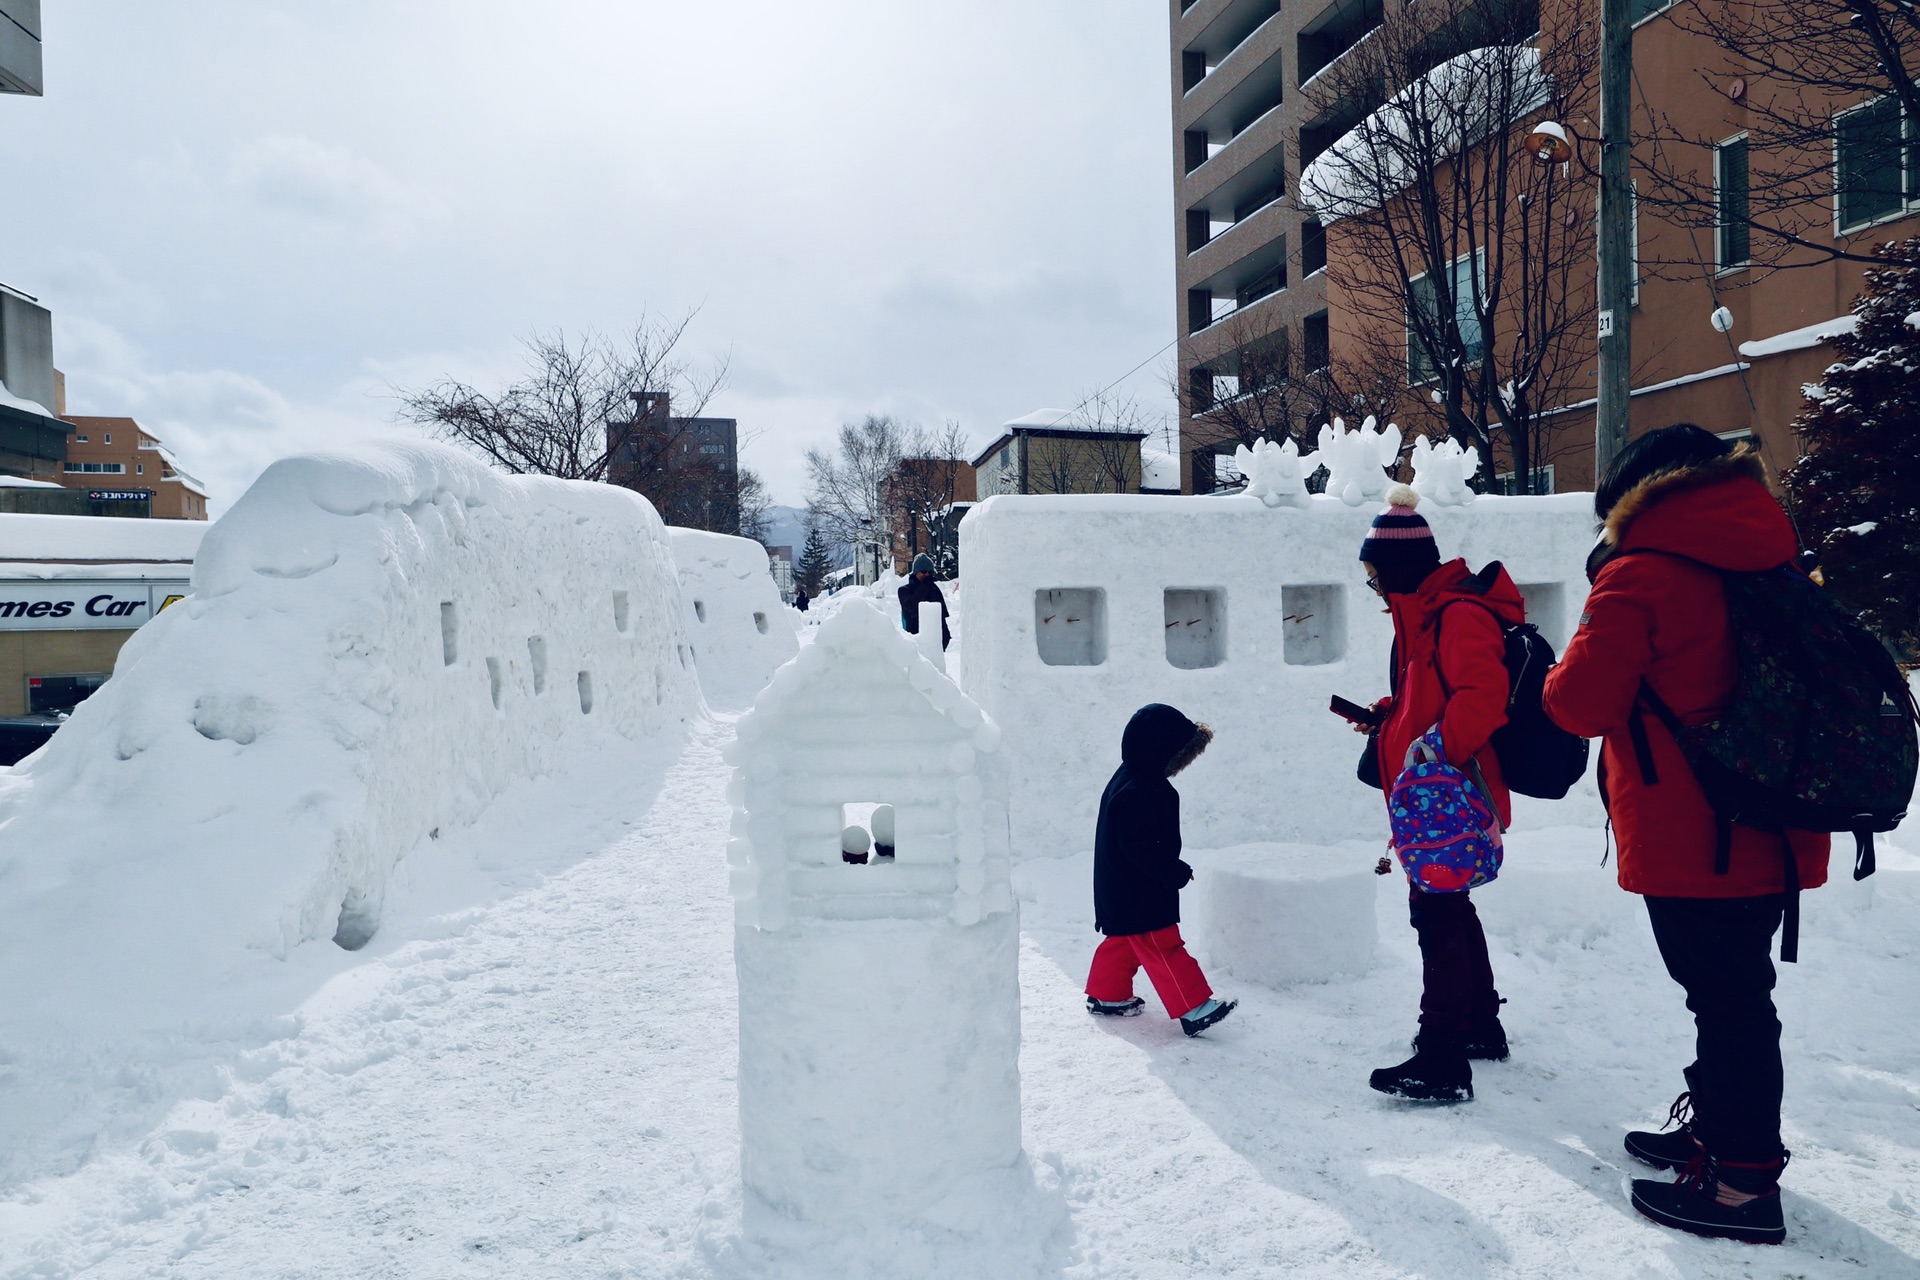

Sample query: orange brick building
[57,417,209,520]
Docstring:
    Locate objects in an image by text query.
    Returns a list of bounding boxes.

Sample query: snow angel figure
[897,552,950,649]
[1085,704,1237,1036]
[1357,484,1521,1102]
[1542,425,1831,1245]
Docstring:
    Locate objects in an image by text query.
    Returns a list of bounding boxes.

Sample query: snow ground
[4,714,1918,1278]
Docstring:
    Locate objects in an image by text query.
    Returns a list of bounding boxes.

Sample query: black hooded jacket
[898,575,951,648]
[1093,704,1197,936]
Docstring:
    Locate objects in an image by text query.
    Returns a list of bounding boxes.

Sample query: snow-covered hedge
[0,443,699,1088]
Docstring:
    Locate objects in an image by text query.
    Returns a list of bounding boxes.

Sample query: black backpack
[1624,553,1920,960]
[1437,596,1592,801]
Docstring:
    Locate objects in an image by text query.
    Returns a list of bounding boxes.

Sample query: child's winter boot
[1180,997,1237,1037]
[1630,1148,1788,1245]
[1087,995,1146,1017]
[1370,1031,1473,1101]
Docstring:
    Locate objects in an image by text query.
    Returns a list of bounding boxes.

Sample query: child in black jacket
[1085,704,1237,1037]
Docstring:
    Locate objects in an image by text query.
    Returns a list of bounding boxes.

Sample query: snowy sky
[0,1,1178,512]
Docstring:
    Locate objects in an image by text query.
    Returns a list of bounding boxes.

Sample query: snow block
[729,597,1020,1221]
[669,527,798,710]
[957,490,1598,854]
[1194,843,1379,985]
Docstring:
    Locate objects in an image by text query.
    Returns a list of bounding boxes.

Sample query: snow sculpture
[1316,415,1403,506]
[724,597,1019,1222]
[1198,845,1378,984]
[1233,435,1321,508]
[1409,435,1480,507]
[670,528,799,711]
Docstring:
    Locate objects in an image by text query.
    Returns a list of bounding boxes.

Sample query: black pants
[1644,895,1786,1163]
[1409,888,1502,1038]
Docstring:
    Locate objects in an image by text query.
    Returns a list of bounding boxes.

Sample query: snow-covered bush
[670,527,799,710]
[1787,239,1920,653]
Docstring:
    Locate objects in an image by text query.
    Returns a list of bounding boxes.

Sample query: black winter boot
[1414,1017,1508,1062]
[1625,1092,1703,1171]
[1631,1148,1788,1245]
[1370,1033,1473,1102]
[1086,995,1145,1017]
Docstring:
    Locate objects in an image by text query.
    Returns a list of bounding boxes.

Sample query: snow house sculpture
[724,597,1019,1222]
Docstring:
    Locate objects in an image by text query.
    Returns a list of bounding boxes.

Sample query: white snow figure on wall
[724,597,1019,1224]
[1317,415,1403,506]
[1409,435,1481,507]
[1232,436,1321,508]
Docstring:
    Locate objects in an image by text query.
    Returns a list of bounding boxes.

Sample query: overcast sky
[0,1,1177,512]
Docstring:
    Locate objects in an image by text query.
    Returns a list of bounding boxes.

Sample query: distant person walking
[1542,426,1830,1245]
[897,553,950,650]
[1085,704,1235,1037]
[1358,485,1518,1103]
[793,586,810,613]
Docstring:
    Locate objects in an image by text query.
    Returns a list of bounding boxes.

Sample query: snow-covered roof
[1738,314,1857,359]
[0,474,64,489]
[0,512,209,563]
[0,381,61,423]
[1141,448,1181,492]
[1299,45,1551,223]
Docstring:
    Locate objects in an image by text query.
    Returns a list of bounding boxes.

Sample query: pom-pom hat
[1359,483,1442,572]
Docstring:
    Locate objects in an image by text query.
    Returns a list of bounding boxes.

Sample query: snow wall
[0,442,701,1166]
[725,598,1020,1221]
[669,527,798,711]
[958,491,1599,856]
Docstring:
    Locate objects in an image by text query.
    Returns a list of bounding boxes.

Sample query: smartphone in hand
[1329,695,1381,729]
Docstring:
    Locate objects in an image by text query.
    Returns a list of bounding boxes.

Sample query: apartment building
[57,417,210,520]
[1300,0,1918,492]
[1171,0,1368,491]
[606,391,741,534]
[881,455,977,576]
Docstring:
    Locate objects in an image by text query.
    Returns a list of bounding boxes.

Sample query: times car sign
[0,580,190,631]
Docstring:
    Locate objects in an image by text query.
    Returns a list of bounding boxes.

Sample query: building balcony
[1180,0,1283,93]
[1179,28,1288,167]
[1183,133,1290,254]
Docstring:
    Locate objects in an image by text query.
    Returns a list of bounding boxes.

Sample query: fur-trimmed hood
[1598,447,1798,573]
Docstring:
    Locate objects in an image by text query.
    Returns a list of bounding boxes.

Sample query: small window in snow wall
[1281,584,1346,666]
[1517,582,1567,650]
[1164,589,1226,669]
[1034,588,1106,666]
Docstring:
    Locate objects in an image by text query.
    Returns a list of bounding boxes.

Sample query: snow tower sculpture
[723,597,1019,1221]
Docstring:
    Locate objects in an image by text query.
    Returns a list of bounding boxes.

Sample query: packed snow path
[4,717,1918,1278]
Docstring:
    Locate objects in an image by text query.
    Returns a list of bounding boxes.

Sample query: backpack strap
[1855,830,1878,881]
[1641,681,1734,876]
[1780,832,1801,964]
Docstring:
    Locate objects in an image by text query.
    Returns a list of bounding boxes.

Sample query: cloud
[227,135,442,245]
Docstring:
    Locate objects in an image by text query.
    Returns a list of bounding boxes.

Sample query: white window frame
[1406,248,1487,386]
[1493,464,1556,495]
[1834,94,1916,235]
[1715,132,1751,273]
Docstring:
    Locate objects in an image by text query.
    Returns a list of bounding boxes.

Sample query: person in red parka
[1541,425,1829,1246]
[1358,484,1521,1103]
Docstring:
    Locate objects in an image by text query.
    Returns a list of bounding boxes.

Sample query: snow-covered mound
[670,527,798,710]
[0,441,700,1182]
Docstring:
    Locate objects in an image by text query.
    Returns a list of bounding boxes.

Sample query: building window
[1304,310,1331,371]
[1837,96,1907,232]
[1493,465,1556,494]
[1302,218,1327,276]
[74,434,87,442]
[1630,0,1673,23]
[135,463,143,475]
[63,462,125,474]
[103,434,111,444]
[1716,136,1749,269]
[1407,251,1486,384]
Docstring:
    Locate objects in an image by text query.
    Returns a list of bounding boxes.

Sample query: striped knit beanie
[1358,484,1441,571]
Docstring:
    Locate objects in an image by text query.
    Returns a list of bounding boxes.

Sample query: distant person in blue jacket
[898,553,950,649]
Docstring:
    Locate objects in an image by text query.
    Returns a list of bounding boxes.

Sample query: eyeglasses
[1365,576,1385,596]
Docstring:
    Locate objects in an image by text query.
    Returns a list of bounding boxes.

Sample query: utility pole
[1596,0,1634,475]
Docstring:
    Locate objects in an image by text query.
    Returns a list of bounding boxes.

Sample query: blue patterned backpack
[1388,727,1504,893]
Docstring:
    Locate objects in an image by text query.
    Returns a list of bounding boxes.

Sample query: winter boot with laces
[1370,1031,1473,1102]
[1625,1092,1705,1171]
[1631,1146,1788,1245]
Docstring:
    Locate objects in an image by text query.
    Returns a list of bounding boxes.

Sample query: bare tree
[880,420,974,576]
[1299,0,1599,491]
[1020,394,1152,496]
[737,466,773,546]
[396,315,727,483]
[806,415,906,579]
[1173,311,1340,491]
[1638,0,1920,272]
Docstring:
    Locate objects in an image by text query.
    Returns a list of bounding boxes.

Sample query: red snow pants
[1086,925,1213,1019]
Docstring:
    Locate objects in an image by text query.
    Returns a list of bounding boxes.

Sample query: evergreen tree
[1787,238,1920,654]
[796,523,833,595]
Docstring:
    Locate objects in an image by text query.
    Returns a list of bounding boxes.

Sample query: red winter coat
[1374,559,1524,830]
[1540,453,1830,898]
